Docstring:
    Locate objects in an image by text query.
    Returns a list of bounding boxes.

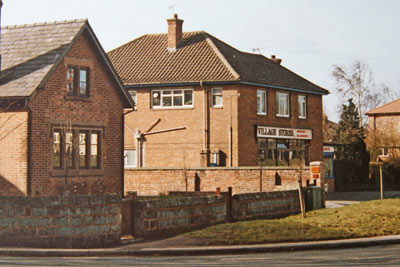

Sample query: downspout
[201,81,207,151]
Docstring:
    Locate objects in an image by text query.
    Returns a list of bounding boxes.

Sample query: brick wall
[0,195,121,248]
[27,30,124,196]
[0,112,28,196]
[232,190,300,221]
[132,195,226,239]
[124,167,312,196]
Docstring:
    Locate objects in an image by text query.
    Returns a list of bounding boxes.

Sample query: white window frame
[124,149,137,168]
[298,95,307,119]
[129,90,137,110]
[211,88,223,107]
[276,92,289,117]
[151,89,193,109]
[257,90,267,115]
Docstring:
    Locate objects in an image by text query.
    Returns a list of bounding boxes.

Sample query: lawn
[183,199,400,245]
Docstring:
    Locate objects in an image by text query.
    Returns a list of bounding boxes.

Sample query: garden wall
[125,166,314,196]
[232,190,300,221]
[127,189,307,238]
[0,195,121,248]
[132,195,226,239]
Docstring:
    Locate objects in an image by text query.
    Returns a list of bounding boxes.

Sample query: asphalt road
[1,244,400,266]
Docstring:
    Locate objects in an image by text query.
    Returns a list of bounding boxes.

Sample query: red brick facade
[27,32,125,196]
[0,28,130,196]
[124,84,323,168]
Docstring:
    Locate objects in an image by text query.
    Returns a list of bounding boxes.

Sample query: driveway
[326,191,400,208]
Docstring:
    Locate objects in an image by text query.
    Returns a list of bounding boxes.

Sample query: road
[1,244,400,266]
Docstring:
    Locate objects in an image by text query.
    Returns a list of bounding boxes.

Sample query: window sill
[51,169,103,177]
[276,114,290,118]
[299,116,307,119]
[64,96,92,102]
[257,113,267,116]
[211,106,223,109]
[151,107,194,110]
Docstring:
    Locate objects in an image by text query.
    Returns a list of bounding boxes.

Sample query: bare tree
[332,60,379,126]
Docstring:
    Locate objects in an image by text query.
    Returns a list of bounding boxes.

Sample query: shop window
[257,90,267,115]
[151,89,193,108]
[124,149,137,168]
[67,66,89,97]
[276,92,289,117]
[298,95,307,118]
[52,127,101,170]
[258,138,308,166]
[211,88,223,107]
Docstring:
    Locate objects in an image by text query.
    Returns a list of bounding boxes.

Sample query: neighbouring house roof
[0,19,134,108]
[366,98,400,115]
[108,31,329,95]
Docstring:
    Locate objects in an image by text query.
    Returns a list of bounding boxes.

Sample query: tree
[335,99,370,189]
[332,60,379,127]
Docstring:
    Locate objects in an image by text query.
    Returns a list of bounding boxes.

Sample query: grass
[183,199,400,245]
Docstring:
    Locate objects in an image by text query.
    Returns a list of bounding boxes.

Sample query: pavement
[1,191,399,257]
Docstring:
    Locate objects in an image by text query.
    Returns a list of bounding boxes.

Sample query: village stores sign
[257,126,312,140]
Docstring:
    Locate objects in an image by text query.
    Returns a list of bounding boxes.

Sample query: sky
[3,0,400,122]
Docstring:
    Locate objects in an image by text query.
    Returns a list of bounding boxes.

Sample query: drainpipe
[201,81,207,151]
[0,0,3,74]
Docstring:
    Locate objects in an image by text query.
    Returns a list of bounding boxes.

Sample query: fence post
[227,187,233,222]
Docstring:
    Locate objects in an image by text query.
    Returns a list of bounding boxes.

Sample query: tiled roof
[366,98,400,115]
[0,19,87,97]
[108,31,329,95]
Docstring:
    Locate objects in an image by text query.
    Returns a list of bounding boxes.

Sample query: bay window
[53,127,101,170]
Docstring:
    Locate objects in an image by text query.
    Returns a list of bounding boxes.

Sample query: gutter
[126,81,329,95]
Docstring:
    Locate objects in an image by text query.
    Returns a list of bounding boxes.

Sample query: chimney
[167,13,184,50]
[270,55,282,65]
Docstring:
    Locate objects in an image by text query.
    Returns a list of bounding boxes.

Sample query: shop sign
[323,146,334,153]
[257,126,312,140]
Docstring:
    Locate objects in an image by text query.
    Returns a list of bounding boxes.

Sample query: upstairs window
[67,66,89,97]
[211,88,223,107]
[298,95,307,119]
[151,89,193,108]
[129,91,137,110]
[276,92,289,117]
[257,90,267,115]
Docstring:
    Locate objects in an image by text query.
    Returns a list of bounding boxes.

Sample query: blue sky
[3,0,399,122]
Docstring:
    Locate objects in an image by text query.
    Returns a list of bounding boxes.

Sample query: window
[124,149,137,168]
[211,88,223,107]
[66,66,89,97]
[258,138,308,166]
[129,91,137,110]
[276,92,289,117]
[298,95,307,118]
[151,89,193,108]
[257,90,267,115]
[53,128,101,170]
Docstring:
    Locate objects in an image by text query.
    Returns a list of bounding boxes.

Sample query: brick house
[366,98,400,161]
[0,19,134,196]
[108,14,329,169]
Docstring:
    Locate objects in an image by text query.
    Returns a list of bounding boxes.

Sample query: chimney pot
[270,55,282,65]
[167,13,184,50]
